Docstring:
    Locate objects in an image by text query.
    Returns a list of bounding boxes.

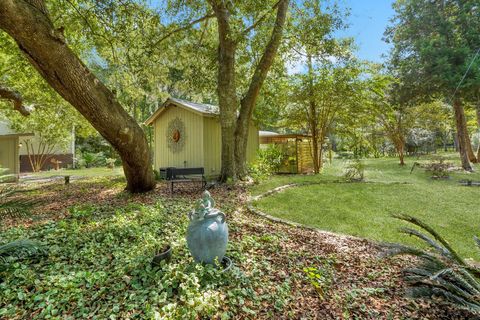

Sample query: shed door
[0,138,16,175]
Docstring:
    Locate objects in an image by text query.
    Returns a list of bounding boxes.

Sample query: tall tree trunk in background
[0,0,155,192]
[453,98,473,171]
[234,0,289,178]
[476,99,480,160]
[310,117,320,174]
[306,53,321,173]
[465,126,477,163]
[210,1,238,182]
[395,137,405,166]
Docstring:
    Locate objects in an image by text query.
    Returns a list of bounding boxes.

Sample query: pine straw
[2,178,476,319]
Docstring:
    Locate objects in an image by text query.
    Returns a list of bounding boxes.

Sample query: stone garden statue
[186,191,228,265]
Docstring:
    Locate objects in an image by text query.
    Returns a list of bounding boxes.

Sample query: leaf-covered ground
[0,177,474,319]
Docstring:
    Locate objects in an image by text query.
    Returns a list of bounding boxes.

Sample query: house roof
[0,120,33,137]
[259,130,279,137]
[145,97,219,125]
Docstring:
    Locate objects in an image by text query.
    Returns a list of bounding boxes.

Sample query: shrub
[411,158,453,179]
[76,151,107,168]
[105,158,116,169]
[424,158,452,179]
[343,159,365,182]
[383,214,480,312]
[249,145,286,183]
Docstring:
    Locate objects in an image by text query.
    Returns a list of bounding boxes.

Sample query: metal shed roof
[145,97,219,125]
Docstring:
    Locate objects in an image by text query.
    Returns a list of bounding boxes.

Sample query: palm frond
[385,214,480,312]
[0,239,45,264]
[0,185,39,221]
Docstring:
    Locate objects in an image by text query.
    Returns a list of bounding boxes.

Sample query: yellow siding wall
[153,106,204,170]
[246,123,259,162]
[0,136,19,177]
[203,117,259,178]
[203,117,221,176]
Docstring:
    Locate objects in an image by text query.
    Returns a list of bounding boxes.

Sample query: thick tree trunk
[453,98,473,171]
[234,0,289,178]
[211,2,238,182]
[0,0,155,192]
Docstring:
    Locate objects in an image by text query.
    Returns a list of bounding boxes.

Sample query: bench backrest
[172,167,204,177]
[160,167,204,180]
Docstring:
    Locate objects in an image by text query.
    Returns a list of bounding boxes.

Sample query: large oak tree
[207,0,290,181]
[0,0,155,192]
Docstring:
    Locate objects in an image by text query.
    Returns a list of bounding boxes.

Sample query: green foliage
[343,159,365,182]
[76,151,107,169]
[249,145,286,182]
[303,256,336,300]
[386,0,480,101]
[105,158,116,169]
[0,200,296,318]
[384,214,480,312]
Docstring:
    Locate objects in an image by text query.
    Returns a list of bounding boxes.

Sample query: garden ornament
[186,191,228,265]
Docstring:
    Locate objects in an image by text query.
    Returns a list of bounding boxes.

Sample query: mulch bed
[2,178,476,319]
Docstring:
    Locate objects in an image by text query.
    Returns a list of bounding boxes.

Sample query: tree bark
[396,138,405,165]
[0,0,155,192]
[0,85,31,116]
[476,100,480,160]
[234,0,289,178]
[310,121,320,174]
[465,125,477,163]
[210,1,238,182]
[453,98,473,171]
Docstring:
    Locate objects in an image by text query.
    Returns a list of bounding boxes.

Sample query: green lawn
[251,154,480,260]
[20,167,124,180]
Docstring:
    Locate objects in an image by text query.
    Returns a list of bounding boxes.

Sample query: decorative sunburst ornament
[166,117,186,153]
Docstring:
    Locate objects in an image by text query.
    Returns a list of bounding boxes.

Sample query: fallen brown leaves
[2,177,476,319]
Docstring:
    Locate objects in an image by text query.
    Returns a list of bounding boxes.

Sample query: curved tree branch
[237,0,281,41]
[0,85,31,116]
[148,13,215,53]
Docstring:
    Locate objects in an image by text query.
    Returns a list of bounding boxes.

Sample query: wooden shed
[0,121,33,180]
[259,131,314,174]
[145,98,259,178]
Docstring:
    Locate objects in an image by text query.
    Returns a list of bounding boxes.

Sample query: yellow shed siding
[202,118,259,178]
[153,106,204,170]
[0,136,19,179]
[203,117,221,177]
[246,123,259,162]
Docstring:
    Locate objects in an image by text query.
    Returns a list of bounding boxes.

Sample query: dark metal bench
[160,167,207,192]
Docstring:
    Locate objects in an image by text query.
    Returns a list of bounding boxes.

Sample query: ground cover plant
[251,154,480,260]
[0,173,475,319]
